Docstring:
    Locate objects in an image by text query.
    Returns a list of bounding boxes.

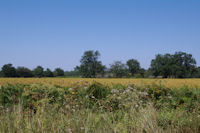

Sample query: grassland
[0,78,199,133]
[0,78,200,88]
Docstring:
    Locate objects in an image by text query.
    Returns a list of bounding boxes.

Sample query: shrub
[86,82,110,100]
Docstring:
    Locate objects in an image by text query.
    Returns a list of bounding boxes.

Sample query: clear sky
[0,0,200,71]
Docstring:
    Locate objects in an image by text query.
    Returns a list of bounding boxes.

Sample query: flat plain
[0,78,200,88]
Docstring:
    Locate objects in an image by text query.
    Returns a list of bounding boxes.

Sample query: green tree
[33,66,44,78]
[1,64,17,77]
[53,68,64,77]
[139,68,146,78]
[44,68,54,77]
[0,70,3,77]
[16,67,33,77]
[172,52,196,78]
[150,54,173,78]
[76,50,105,78]
[197,67,200,78]
[126,59,140,76]
[110,61,128,78]
[150,52,197,78]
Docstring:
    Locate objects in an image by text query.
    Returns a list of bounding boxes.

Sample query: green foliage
[1,64,17,77]
[33,66,44,78]
[0,71,3,77]
[150,52,197,78]
[16,67,33,77]
[76,50,105,78]
[0,84,24,107]
[43,68,54,77]
[53,68,64,77]
[109,61,128,78]
[0,83,199,132]
[86,82,110,99]
[126,59,141,76]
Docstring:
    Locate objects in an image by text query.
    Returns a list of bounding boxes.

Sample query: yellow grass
[0,78,200,88]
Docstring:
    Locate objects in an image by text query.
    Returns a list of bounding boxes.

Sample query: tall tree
[53,68,64,77]
[33,66,44,78]
[110,61,128,78]
[172,52,196,78]
[76,50,105,78]
[126,59,140,76]
[1,64,17,77]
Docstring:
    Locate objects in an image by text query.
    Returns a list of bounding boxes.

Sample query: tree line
[0,65,65,78]
[0,50,200,78]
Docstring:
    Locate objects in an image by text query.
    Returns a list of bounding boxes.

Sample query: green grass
[0,82,199,133]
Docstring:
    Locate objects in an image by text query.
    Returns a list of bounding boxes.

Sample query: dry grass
[0,78,200,88]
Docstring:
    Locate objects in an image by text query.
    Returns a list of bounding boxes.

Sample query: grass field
[0,78,200,88]
[0,78,199,133]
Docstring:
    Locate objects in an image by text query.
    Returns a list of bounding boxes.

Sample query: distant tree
[126,59,140,76]
[0,70,3,77]
[1,64,17,77]
[172,52,196,78]
[139,68,146,78]
[44,68,54,77]
[110,61,128,78]
[53,68,64,77]
[16,67,33,77]
[65,70,80,77]
[150,52,197,78]
[76,50,105,78]
[150,54,173,78]
[197,67,200,78]
[33,66,44,78]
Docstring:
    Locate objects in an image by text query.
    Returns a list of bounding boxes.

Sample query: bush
[86,82,110,100]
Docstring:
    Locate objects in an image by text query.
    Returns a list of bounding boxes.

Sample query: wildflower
[68,129,72,133]
[69,88,74,92]
[71,91,75,95]
[117,96,121,100]
[111,89,118,93]
[125,89,130,93]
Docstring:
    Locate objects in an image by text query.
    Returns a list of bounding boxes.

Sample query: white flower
[125,89,130,93]
[68,88,74,92]
[117,97,121,100]
[111,89,118,93]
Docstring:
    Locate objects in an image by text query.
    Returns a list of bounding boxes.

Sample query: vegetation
[127,59,141,76]
[150,52,197,78]
[53,68,65,77]
[33,66,44,78]
[0,78,200,89]
[109,61,128,78]
[75,50,105,78]
[0,82,199,133]
[0,50,200,78]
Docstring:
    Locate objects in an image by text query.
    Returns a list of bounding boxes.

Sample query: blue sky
[0,0,200,71]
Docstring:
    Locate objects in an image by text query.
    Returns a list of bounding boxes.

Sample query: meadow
[0,78,199,133]
[0,78,200,88]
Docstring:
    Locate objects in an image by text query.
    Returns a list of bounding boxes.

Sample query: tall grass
[0,82,199,133]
